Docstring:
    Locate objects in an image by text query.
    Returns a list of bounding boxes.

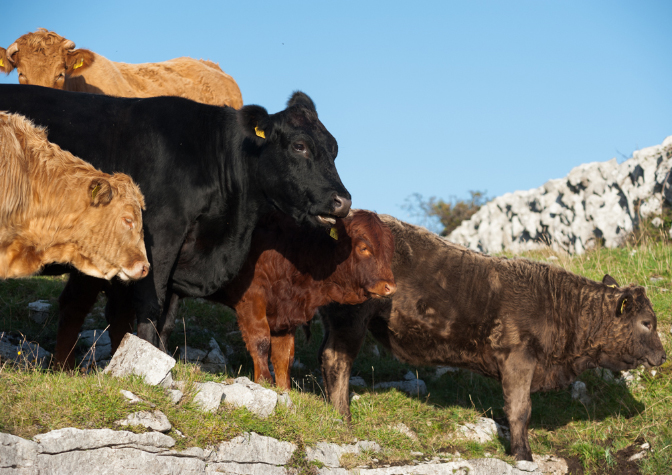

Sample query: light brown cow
[1,29,243,108]
[0,111,150,280]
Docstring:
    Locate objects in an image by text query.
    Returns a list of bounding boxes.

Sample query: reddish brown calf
[208,210,396,390]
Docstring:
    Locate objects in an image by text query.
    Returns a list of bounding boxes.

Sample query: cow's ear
[238,105,273,141]
[287,91,316,112]
[0,47,14,74]
[602,274,620,288]
[65,49,95,76]
[616,291,634,317]
[89,179,113,206]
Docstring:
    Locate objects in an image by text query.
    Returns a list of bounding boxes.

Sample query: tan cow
[1,29,243,108]
[0,111,150,281]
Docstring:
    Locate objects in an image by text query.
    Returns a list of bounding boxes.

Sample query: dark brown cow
[0,111,149,280]
[319,215,666,461]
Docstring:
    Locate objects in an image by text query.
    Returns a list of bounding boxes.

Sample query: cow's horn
[63,40,76,50]
[6,43,18,63]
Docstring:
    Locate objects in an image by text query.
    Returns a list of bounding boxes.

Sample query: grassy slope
[0,234,670,474]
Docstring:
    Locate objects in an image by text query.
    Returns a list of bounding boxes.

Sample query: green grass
[1,230,671,474]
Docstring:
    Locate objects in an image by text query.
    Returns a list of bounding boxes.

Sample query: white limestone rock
[349,376,367,387]
[374,378,427,396]
[570,380,591,405]
[104,333,175,387]
[221,377,278,418]
[192,381,227,413]
[115,410,172,432]
[305,441,381,468]
[0,332,51,368]
[28,300,51,324]
[213,432,296,465]
[0,432,39,473]
[456,417,506,444]
[33,428,175,454]
[449,137,672,255]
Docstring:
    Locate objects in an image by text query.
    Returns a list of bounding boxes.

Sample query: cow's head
[334,210,396,303]
[598,275,667,371]
[72,173,150,281]
[238,91,351,228]
[3,29,94,89]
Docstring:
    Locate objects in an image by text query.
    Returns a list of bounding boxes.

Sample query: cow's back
[67,54,243,107]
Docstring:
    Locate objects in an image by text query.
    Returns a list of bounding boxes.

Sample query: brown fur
[0,111,149,280]
[208,210,396,390]
[4,29,243,107]
[319,215,666,461]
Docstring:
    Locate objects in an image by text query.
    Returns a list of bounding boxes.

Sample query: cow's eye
[642,321,652,331]
[122,217,134,229]
[292,141,306,153]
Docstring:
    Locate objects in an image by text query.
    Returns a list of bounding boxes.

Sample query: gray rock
[214,432,296,465]
[391,422,418,441]
[318,461,473,474]
[434,366,459,379]
[79,329,111,347]
[180,345,207,363]
[349,376,367,387]
[374,378,427,396]
[192,381,227,412]
[449,136,672,255]
[167,388,184,405]
[104,333,175,387]
[532,454,569,474]
[305,441,381,468]
[120,389,143,404]
[0,332,52,368]
[115,410,172,432]
[34,428,175,454]
[28,300,51,324]
[0,432,39,473]
[456,417,503,443]
[277,392,293,409]
[470,457,542,474]
[570,381,591,404]
[221,377,278,418]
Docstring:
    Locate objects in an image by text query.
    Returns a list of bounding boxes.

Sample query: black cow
[318,214,666,461]
[0,85,351,364]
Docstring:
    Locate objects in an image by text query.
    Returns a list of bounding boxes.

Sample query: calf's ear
[65,49,95,76]
[0,47,14,74]
[287,91,316,113]
[602,274,620,288]
[89,179,114,206]
[616,291,634,317]
[238,105,273,141]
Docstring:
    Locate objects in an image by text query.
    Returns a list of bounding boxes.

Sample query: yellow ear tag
[91,184,101,200]
[73,58,84,70]
[0,59,4,68]
[254,126,265,139]
[620,298,627,314]
[608,284,617,288]
[329,227,338,240]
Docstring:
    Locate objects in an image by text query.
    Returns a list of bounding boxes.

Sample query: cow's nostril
[333,194,352,217]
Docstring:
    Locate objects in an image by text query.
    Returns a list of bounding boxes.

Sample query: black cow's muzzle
[332,193,351,218]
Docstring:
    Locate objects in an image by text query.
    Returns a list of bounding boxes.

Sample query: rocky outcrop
[0,428,569,475]
[449,136,672,254]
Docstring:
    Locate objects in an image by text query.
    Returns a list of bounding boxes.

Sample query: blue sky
[3,1,671,228]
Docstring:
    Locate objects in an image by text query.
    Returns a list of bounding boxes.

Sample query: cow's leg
[55,272,106,370]
[104,283,137,353]
[270,331,295,391]
[500,350,536,461]
[158,293,180,353]
[235,295,272,384]
[318,305,371,421]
